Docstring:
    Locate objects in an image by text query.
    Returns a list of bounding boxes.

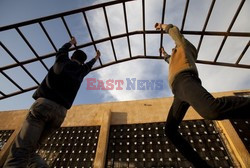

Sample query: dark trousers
[3,98,67,168]
[165,72,250,167]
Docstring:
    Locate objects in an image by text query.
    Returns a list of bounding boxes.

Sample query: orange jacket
[168,39,198,89]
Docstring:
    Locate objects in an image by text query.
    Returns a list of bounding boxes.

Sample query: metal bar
[90,56,250,71]
[0,91,6,97]
[39,21,58,52]
[197,0,216,53]
[160,0,167,57]
[1,0,249,101]
[196,60,250,69]
[181,0,189,31]
[214,0,245,62]
[1,71,23,91]
[1,30,250,72]
[103,6,117,62]
[0,53,54,72]
[91,55,163,71]
[123,2,132,58]
[236,41,250,64]
[181,31,250,36]
[82,11,103,66]
[142,0,146,56]
[0,86,37,101]
[0,42,40,85]
[227,0,245,32]
[82,12,97,50]
[15,27,49,71]
[0,0,136,31]
[2,57,250,102]
[61,16,78,49]
[61,16,73,39]
[2,55,250,101]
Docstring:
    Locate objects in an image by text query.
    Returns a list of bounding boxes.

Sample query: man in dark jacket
[4,37,101,168]
[155,23,250,167]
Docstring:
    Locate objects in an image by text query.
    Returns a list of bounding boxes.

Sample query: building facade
[0,90,249,167]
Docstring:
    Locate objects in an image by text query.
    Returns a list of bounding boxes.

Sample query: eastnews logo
[86,78,164,90]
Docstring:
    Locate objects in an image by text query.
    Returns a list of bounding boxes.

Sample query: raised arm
[81,50,101,75]
[94,50,101,61]
[155,23,185,47]
[160,47,171,63]
[56,37,76,62]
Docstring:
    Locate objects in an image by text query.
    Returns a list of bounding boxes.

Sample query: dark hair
[71,50,87,64]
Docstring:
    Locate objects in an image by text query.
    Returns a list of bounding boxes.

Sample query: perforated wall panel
[37,126,100,167]
[106,120,234,168]
[0,130,14,151]
[230,119,250,153]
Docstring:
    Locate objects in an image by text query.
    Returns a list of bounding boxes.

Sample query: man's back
[33,42,96,109]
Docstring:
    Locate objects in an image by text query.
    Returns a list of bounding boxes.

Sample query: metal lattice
[0,0,249,100]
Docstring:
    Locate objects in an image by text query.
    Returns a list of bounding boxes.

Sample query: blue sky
[0,0,249,111]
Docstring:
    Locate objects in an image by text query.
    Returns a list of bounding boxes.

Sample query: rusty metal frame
[0,0,249,100]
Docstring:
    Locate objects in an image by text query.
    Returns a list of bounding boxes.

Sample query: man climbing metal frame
[4,37,101,168]
[155,23,250,167]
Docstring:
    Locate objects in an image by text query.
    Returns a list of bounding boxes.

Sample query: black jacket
[33,42,96,109]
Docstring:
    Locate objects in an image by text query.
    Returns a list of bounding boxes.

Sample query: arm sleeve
[81,58,97,74]
[163,52,171,63]
[56,42,72,62]
[165,98,211,167]
[167,26,186,47]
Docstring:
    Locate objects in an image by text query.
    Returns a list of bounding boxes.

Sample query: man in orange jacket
[155,23,250,167]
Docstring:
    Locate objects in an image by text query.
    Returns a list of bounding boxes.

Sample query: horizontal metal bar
[182,31,250,37]
[1,30,249,71]
[91,56,250,71]
[0,86,37,101]
[91,55,162,71]
[1,55,250,101]
[0,0,136,31]
[196,60,250,69]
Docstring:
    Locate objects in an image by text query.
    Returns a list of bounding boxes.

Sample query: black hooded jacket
[33,42,96,109]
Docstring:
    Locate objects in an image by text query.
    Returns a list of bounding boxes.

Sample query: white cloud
[198,64,250,92]
[80,0,171,102]
[195,0,250,92]
[1,0,249,111]
[80,0,250,103]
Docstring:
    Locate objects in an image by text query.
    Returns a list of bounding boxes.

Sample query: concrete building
[0,90,249,167]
